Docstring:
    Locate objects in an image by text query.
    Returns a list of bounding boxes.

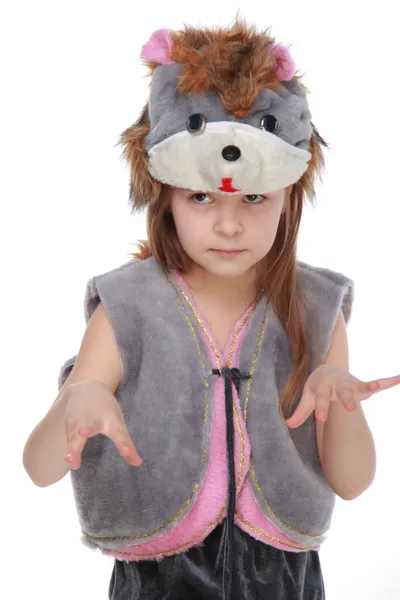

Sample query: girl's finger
[355,374,400,398]
[338,387,358,411]
[373,374,400,392]
[285,390,315,428]
[65,424,100,469]
[107,424,143,466]
[65,434,87,469]
[314,392,332,422]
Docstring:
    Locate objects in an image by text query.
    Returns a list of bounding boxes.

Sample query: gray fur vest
[58,257,354,554]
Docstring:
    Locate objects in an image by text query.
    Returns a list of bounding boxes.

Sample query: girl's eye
[188,193,266,204]
[190,193,213,204]
[244,194,266,203]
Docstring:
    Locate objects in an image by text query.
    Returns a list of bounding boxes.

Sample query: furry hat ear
[141,28,174,65]
[270,44,296,81]
[119,104,162,213]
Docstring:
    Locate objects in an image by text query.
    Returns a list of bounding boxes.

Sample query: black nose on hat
[222,145,241,162]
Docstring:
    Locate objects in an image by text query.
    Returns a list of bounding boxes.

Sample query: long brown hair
[130,145,326,420]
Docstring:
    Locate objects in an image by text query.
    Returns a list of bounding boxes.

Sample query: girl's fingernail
[65,453,73,462]
[317,412,327,421]
[347,402,356,410]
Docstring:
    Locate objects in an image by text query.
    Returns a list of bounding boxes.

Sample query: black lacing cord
[212,367,250,600]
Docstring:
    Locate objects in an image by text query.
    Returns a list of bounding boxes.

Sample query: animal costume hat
[120,18,327,213]
[118,18,328,599]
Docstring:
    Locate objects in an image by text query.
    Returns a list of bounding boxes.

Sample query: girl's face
[169,186,290,280]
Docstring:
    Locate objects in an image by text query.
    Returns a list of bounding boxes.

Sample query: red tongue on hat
[218,178,240,193]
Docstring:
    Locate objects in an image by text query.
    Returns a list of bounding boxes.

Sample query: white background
[2,1,399,598]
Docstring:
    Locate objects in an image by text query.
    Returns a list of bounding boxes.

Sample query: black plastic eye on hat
[222,145,241,162]
[260,114,278,133]
[187,114,207,134]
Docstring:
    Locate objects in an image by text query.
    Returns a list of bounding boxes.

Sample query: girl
[22,18,400,600]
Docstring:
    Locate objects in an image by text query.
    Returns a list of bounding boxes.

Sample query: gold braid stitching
[105,507,320,558]
[247,464,325,539]
[234,512,318,550]
[109,508,226,558]
[243,309,268,422]
[240,304,326,540]
[176,287,260,491]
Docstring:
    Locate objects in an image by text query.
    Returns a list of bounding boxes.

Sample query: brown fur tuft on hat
[119,105,162,212]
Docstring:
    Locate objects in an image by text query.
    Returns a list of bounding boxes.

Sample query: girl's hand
[63,380,143,470]
[285,365,400,429]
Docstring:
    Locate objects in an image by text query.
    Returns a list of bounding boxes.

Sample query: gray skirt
[108,522,325,600]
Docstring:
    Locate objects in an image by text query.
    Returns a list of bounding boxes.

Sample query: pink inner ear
[140,28,174,65]
[270,44,296,81]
